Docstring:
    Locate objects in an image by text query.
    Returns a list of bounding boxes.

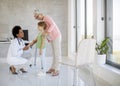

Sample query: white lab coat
[7,38,31,65]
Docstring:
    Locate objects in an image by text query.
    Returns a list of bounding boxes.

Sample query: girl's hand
[27,43,31,47]
[28,39,37,47]
[23,46,29,50]
[28,42,33,47]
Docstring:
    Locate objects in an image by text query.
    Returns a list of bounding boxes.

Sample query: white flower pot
[96,54,106,65]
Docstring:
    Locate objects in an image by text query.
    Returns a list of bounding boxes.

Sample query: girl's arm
[28,38,37,47]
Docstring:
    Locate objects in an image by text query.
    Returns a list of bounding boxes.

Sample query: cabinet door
[0,43,10,58]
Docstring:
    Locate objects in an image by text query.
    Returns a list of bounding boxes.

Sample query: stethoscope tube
[17,38,24,45]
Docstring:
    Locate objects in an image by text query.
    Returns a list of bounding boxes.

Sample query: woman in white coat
[7,26,31,75]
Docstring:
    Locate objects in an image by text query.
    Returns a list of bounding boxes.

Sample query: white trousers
[37,48,46,72]
[7,48,32,66]
[13,48,32,70]
[51,35,61,70]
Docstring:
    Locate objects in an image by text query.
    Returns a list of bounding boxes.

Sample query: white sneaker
[37,71,46,77]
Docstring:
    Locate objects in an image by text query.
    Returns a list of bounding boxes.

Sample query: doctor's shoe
[9,66,18,75]
[20,68,27,73]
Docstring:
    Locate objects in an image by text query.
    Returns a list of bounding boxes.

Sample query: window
[76,0,93,47]
[106,0,120,69]
[68,0,94,56]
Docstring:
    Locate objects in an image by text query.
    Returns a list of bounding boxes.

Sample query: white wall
[0,0,68,56]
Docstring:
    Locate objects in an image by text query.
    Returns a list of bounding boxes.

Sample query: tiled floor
[0,57,111,86]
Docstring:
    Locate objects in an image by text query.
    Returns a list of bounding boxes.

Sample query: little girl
[29,21,47,74]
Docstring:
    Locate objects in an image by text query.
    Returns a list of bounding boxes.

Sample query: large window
[76,0,93,48]
[106,0,120,69]
[68,0,94,56]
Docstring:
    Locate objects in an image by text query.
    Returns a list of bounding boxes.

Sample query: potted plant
[95,37,109,65]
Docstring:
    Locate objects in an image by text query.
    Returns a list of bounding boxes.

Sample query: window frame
[105,0,120,69]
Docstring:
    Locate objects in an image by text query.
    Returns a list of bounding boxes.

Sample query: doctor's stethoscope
[17,38,24,46]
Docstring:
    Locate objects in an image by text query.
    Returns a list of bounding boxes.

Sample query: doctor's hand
[23,46,29,50]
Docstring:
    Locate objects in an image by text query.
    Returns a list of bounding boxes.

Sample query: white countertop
[0,42,11,44]
[0,40,30,44]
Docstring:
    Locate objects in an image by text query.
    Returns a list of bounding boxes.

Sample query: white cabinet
[0,42,10,58]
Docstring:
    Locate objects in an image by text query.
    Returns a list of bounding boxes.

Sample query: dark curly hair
[12,26,22,38]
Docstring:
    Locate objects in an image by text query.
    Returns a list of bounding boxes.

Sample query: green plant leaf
[95,37,109,55]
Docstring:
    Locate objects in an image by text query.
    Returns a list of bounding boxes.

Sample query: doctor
[7,26,31,75]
